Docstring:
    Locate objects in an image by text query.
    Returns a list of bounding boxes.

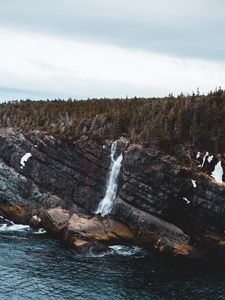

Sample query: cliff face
[113,145,225,258]
[0,128,109,218]
[1,128,225,260]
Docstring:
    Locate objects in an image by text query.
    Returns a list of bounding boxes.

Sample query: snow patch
[211,161,224,184]
[196,152,201,159]
[183,197,190,204]
[191,179,197,188]
[20,153,32,169]
[199,151,209,168]
[208,155,213,163]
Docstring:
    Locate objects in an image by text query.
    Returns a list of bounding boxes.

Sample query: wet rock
[29,215,42,228]
[43,207,134,253]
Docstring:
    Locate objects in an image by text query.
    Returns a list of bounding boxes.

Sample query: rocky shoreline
[1,128,225,261]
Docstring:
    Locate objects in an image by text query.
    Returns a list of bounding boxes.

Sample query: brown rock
[43,207,71,234]
[66,213,134,246]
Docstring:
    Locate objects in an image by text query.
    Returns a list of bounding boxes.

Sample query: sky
[0,0,225,101]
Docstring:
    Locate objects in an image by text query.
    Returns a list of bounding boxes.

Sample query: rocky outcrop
[43,207,134,253]
[1,128,225,260]
[0,128,110,217]
[112,145,225,259]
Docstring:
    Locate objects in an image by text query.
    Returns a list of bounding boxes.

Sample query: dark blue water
[1,224,225,300]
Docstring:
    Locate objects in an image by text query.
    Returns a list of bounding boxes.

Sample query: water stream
[96,141,123,216]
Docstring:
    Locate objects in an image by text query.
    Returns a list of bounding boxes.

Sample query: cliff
[0,128,225,261]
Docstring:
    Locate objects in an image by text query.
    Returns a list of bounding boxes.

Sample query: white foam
[211,161,224,184]
[33,228,47,235]
[109,245,145,256]
[0,216,14,225]
[0,224,30,232]
[20,152,32,169]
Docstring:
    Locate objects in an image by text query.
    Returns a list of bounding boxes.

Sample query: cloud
[0,0,225,60]
[0,27,225,101]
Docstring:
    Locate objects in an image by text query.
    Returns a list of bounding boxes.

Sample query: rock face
[112,145,225,259]
[1,128,225,260]
[0,128,109,218]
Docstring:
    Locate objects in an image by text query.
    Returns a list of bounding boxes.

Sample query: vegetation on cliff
[0,88,224,153]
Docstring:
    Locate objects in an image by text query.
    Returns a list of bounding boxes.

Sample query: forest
[0,89,224,154]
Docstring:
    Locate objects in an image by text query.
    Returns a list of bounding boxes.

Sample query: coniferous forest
[0,89,224,154]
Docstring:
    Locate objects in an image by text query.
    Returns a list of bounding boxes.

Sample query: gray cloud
[0,0,225,60]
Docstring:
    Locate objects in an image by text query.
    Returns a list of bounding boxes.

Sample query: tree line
[0,89,224,154]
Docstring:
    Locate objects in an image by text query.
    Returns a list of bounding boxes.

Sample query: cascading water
[96,141,123,217]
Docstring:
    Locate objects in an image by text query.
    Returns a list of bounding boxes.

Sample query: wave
[85,245,147,258]
[33,228,47,235]
[109,245,146,256]
[0,223,30,232]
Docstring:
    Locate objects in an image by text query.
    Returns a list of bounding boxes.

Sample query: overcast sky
[0,0,225,101]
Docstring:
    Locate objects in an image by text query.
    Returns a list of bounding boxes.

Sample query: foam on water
[33,228,47,235]
[0,223,30,232]
[85,245,146,258]
[109,245,145,256]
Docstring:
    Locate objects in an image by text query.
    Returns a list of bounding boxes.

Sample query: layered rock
[112,145,225,259]
[0,128,110,216]
[43,207,134,253]
[0,128,225,260]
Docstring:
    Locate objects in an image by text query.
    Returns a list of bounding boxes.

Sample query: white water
[0,223,30,232]
[33,228,47,234]
[96,141,123,217]
[109,245,145,256]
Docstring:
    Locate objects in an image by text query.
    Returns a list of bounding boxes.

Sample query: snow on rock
[20,153,32,169]
[199,151,209,168]
[191,179,197,188]
[196,152,201,159]
[211,161,224,184]
[183,197,190,204]
[207,155,213,163]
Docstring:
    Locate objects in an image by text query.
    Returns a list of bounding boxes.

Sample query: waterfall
[96,141,123,217]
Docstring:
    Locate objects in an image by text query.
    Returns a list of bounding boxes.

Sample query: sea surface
[1,223,225,300]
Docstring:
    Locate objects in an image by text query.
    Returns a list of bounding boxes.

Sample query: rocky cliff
[0,128,225,261]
